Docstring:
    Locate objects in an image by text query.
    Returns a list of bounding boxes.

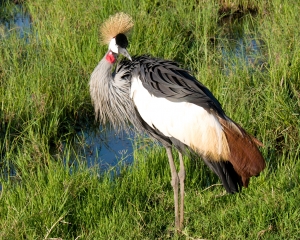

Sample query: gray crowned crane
[89,12,266,230]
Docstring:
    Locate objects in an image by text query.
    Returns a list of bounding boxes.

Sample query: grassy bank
[0,0,300,239]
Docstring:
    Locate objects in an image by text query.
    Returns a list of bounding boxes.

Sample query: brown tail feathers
[219,117,266,187]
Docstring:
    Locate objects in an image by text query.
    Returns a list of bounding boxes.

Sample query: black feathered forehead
[115,33,129,48]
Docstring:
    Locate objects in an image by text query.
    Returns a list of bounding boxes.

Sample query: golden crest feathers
[100,12,134,44]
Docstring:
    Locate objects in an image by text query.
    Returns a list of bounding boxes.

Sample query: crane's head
[100,12,133,63]
[108,33,131,61]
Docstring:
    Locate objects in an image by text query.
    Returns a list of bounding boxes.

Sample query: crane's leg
[178,151,185,229]
[166,147,180,230]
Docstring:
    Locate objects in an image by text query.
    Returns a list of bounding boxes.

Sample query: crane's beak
[119,47,132,61]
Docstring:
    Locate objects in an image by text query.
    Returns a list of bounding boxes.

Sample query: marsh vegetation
[0,0,300,239]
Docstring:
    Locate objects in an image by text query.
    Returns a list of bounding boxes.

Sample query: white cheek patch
[109,38,119,53]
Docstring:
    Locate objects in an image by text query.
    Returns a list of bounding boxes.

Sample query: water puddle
[0,4,31,39]
[217,11,267,74]
[69,128,135,171]
[219,39,266,78]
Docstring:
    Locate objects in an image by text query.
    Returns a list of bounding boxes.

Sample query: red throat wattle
[105,51,116,64]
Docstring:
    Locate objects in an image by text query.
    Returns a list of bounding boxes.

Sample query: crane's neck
[90,51,115,121]
[89,50,139,132]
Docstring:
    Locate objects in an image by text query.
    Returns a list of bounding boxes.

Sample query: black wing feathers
[202,159,242,193]
[125,55,225,116]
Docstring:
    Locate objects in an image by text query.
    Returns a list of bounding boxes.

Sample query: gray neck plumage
[89,53,140,133]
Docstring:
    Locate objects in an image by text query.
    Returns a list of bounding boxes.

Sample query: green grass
[1,0,300,239]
